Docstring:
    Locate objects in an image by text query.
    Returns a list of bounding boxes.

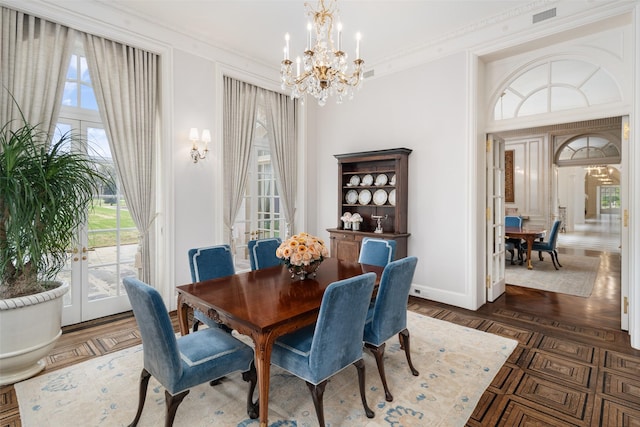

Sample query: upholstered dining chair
[187,244,235,331]
[358,237,397,267]
[527,220,563,270]
[363,256,419,402]
[123,277,258,427]
[270,272,377,426]
[505,241,516,265]
[505,215,523,262]
[248,237,282,270]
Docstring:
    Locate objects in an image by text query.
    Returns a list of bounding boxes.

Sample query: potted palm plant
[0,113,107,385]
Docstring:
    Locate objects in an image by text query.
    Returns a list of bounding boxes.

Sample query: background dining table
[505,226,546,269]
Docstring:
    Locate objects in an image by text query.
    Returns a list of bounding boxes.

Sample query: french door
[486,134,507,302]
[232,134,285,272]
[55,119,135,325]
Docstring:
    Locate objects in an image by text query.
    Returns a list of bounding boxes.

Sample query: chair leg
[549,251,561,270]
[365,342,393,401]
[554,250,562,268]
[508,249,515,265]
[164,389,189,427]
[354,359,375,419]
[242,362,259,419]
[538,251,544,261]
[398,329,419,377]
[192,319,201,332]
[306,380,328,426]
[129,369,152,426]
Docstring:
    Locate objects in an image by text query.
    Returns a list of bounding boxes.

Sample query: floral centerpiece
[276,232,329,280]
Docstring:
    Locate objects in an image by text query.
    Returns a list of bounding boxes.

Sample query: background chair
[505,241,516,265]
[363,256,419,402]
[358,237,397,267]
[505,215,523,263]
[187,244,235,331]
[248,237,282,270]
[123,277,257,427]
[528,220,563,270]
[270,272,377,426]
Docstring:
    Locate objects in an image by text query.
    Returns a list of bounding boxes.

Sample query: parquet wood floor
[2,248,639,426]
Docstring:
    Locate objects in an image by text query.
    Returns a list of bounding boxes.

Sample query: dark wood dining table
[505,226,546,269]
[176,257,383,427]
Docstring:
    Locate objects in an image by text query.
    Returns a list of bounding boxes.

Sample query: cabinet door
[329,232,360,262]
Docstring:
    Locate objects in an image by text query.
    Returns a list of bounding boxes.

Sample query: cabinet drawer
[330,232,355,241]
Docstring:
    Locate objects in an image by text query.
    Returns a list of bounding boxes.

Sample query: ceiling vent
[533,8,556,24]
[363,69,375,79]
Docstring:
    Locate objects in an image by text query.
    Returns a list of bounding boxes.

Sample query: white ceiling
[106,1,535,69]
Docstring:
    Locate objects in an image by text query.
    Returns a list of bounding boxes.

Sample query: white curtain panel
[0,7,76,137]
[222,76,259,246]
[83,33,159,287]
[264,90,298,236]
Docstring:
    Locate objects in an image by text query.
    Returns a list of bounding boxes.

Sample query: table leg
[525,236,534,270]
[176,294,190,335]
[253,333,275,427]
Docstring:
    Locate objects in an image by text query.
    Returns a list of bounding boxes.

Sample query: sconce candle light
[189,127,210,163]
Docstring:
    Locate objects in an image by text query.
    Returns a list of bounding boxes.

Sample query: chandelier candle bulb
[337,22,342,51]
[356,32,361,59]
[307,22,312,50]
[285,33,290,60]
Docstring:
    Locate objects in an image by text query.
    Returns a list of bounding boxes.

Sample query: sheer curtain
[264,90,298,236]
[223,76,259,247]
[0,7,76,136]
[82,34,159,286]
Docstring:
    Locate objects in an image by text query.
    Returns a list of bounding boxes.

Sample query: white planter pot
[0,282,69,385]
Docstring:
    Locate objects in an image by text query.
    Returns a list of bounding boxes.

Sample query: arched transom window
[556,135,621,166]
[494,59,621,120]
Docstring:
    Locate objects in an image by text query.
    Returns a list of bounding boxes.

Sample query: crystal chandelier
[280,0,364,106]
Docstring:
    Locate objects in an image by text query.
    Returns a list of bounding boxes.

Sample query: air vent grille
[363,69,375,79]
[533,8,556,23]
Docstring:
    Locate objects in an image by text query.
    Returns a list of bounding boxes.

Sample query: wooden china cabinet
[327,148,411,262]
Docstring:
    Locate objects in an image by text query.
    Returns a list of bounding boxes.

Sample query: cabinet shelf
[329,148,411,262]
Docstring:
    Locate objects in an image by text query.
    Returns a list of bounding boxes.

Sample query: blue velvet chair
[248,237,282,270]
[270,272,377,426]
[358,237,397,267]
[527,220,563,270]
[505,241,516,264]
[505,215,523,263]
[123,277,258,427]
[187,244,235,331]
[363,256,419,402]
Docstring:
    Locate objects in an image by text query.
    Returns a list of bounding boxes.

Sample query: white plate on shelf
[373,189,388,205]
[358,189,372,205]
[388,189,396,206]
[349,175,360,186]
[375,174,388,186]
[345,189,358,204]
[390,174,396,186]
[361,174,374,186]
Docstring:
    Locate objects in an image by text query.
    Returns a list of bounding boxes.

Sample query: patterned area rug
[505,253,600,297]
[15,311,517,427]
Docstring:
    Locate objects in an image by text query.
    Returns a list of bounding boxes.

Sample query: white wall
[172,49,219,288]
[310,53,481,309]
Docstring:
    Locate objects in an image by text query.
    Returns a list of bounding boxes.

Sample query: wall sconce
[189,127,210,163]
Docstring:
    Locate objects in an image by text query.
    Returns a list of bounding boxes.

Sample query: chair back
[358,237,397,267]
[505,216,522,228]
[123,277,182,387]
[188,244,235,282]
[309,272,376,381]
[365,257,418,345]
[248,237,282,270]
[548,220,562,249]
